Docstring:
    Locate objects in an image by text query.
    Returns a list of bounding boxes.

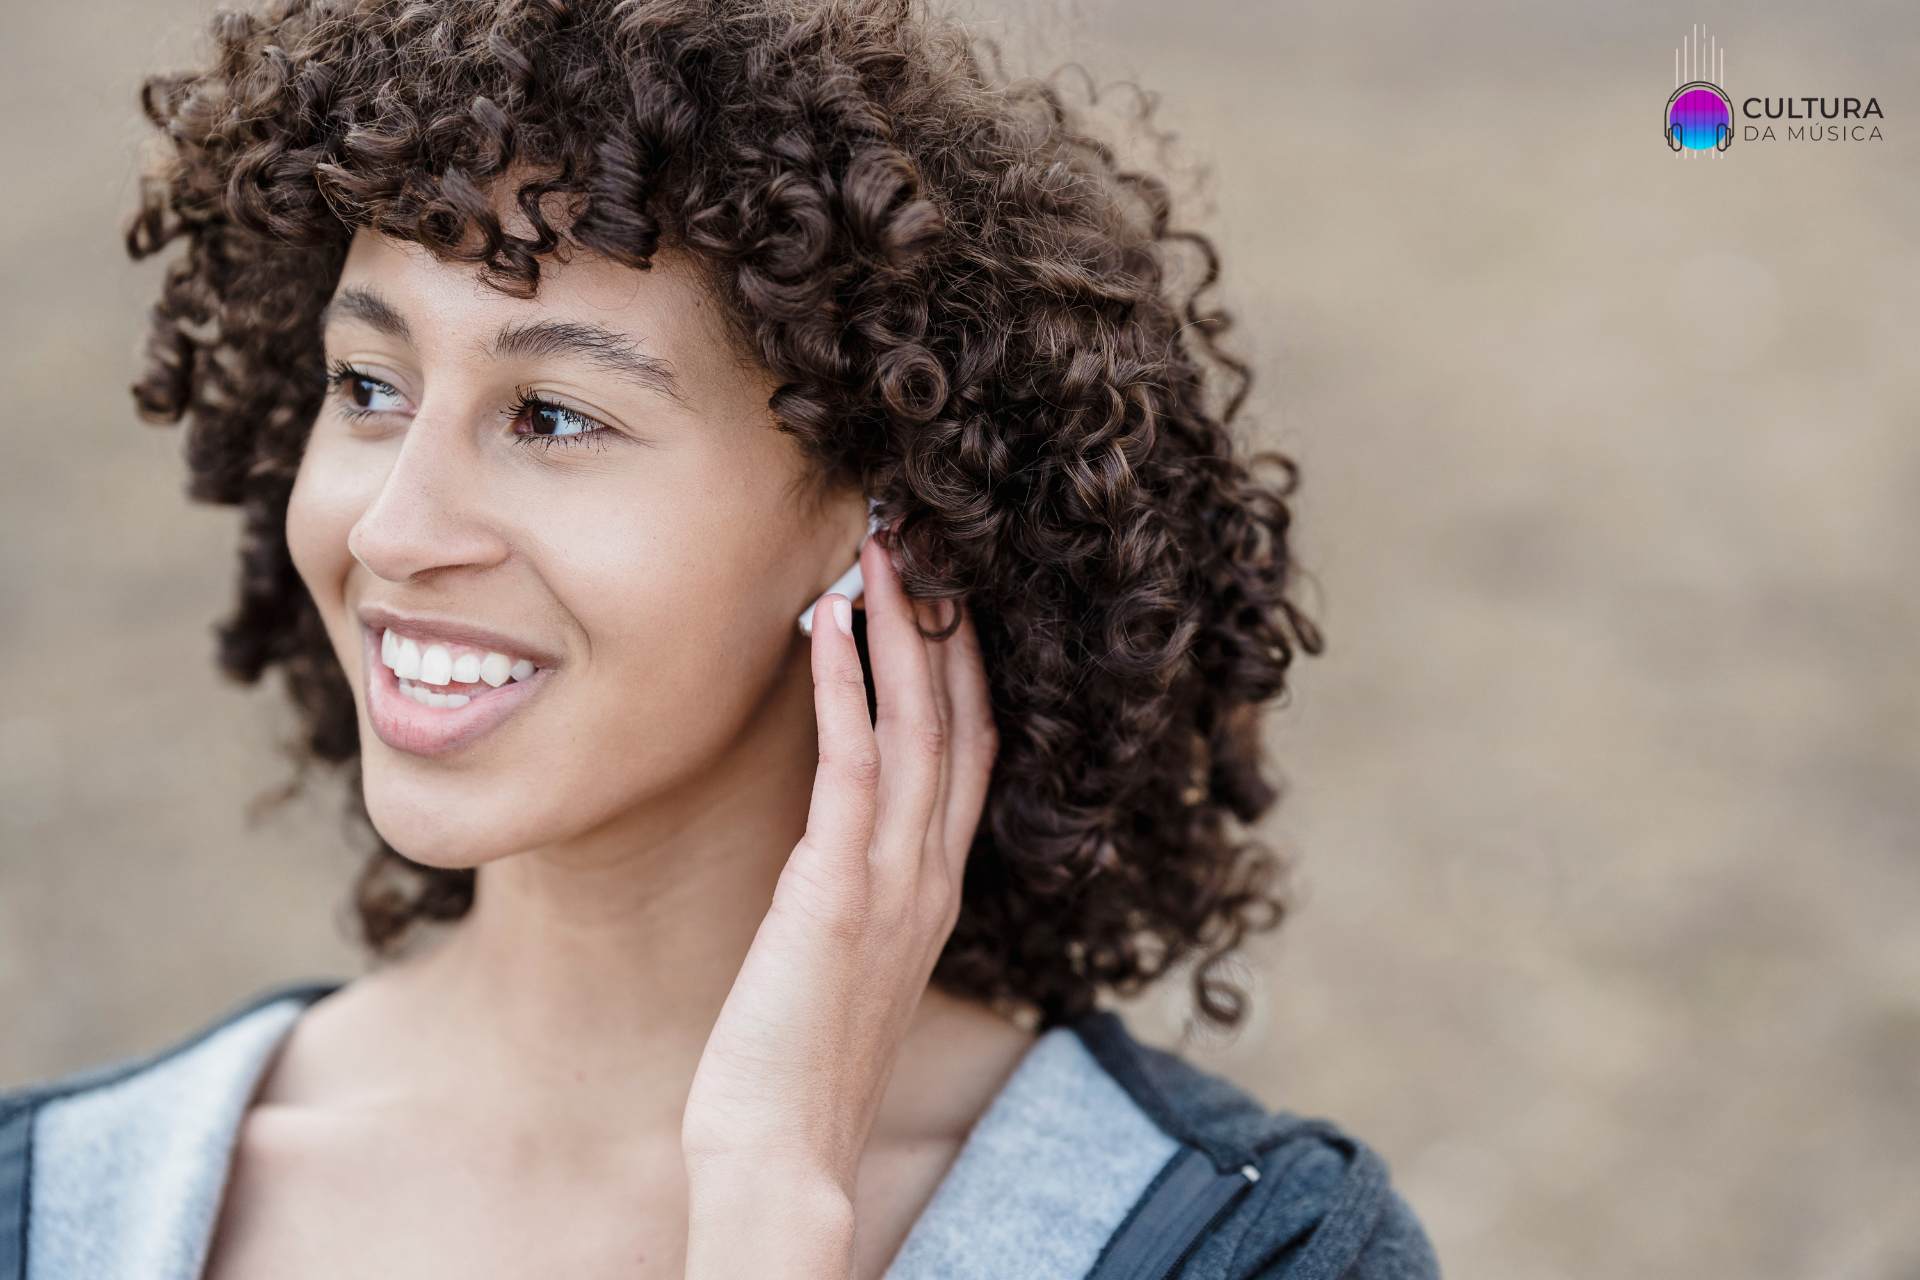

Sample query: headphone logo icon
[1667,82,1734,152]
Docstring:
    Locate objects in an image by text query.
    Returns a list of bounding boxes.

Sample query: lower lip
[362,624,555,758]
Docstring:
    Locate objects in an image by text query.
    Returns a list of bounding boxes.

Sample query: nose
[346,400,511,584]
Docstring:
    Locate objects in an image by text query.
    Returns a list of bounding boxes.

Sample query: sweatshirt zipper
[1153,1161,1261,1280]
[1086,1148,1264,1280]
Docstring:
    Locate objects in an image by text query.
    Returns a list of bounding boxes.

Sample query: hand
[681,526,998,1276]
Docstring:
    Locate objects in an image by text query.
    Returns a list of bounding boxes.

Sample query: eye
[321,361,619,454]
[325,359,406,419]
[506,387,616,454]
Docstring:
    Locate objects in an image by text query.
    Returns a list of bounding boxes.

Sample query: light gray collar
[881,1024,1178,1276]
[27,996,309,1279]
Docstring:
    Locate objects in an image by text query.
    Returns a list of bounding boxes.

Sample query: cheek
[285,439,363,605]
[536,504,799,767]
[544,516,721,690]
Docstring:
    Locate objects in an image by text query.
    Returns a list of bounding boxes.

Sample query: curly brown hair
[125,0,1324,1034]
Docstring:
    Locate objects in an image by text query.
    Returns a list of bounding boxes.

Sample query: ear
[796,488,880,636]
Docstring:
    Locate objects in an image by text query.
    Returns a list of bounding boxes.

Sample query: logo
[1666,25,1731,153]
[1662,25,1884,153]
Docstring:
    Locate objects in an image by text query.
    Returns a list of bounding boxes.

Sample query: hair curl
[126,0,1324,1034]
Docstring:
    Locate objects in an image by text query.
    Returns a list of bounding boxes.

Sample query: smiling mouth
[361,623,556,757]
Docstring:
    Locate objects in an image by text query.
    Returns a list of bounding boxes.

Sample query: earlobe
[796,495,883,636]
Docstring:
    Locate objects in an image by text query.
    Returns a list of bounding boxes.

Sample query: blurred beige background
[3,0,1915,1276]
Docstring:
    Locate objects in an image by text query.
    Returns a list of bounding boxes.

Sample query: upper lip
[356,603,563,669]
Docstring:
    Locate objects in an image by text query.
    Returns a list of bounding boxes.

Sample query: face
[287,222,865,869]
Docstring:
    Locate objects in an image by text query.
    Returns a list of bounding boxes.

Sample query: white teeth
[479,652,512,687]
[419,644,453,686]
[396,678,472,709]
[378,627,543,692]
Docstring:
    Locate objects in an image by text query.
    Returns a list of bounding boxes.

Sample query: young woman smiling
[0,2,1441,1278]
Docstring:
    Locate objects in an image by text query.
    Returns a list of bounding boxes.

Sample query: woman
[0,0,1441,1276]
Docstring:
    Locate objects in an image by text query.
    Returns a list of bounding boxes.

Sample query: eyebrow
[319,285,685,405]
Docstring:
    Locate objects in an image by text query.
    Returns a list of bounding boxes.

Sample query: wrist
[685,1163,856,1279]
[684,1139,857,1197]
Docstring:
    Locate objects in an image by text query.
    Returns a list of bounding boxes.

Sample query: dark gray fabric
[1071,1011,1443,1279]
[0,1094,32,1280]
[1082,1146,1263,1280]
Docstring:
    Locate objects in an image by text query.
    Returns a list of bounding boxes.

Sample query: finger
[921,597,958,875]
[859,531,944,863]
[803,591,881,869]
[933,599,996,881]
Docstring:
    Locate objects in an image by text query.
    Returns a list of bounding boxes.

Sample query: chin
[358,768,531,871]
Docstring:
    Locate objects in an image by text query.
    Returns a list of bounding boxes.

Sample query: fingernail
[832,596,853,635]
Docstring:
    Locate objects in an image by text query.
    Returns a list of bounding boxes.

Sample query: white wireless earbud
[797,496,884,636]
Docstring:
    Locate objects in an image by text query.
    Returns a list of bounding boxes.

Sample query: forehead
[329,228,727,365]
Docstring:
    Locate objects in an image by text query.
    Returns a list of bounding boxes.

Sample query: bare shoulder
[248,963,416,1110]
[884,988,1038,1143]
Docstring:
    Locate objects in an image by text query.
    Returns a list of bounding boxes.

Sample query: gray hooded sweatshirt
[0,979,1441,1279]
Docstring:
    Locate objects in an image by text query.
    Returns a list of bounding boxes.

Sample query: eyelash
[323,359,615,454]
